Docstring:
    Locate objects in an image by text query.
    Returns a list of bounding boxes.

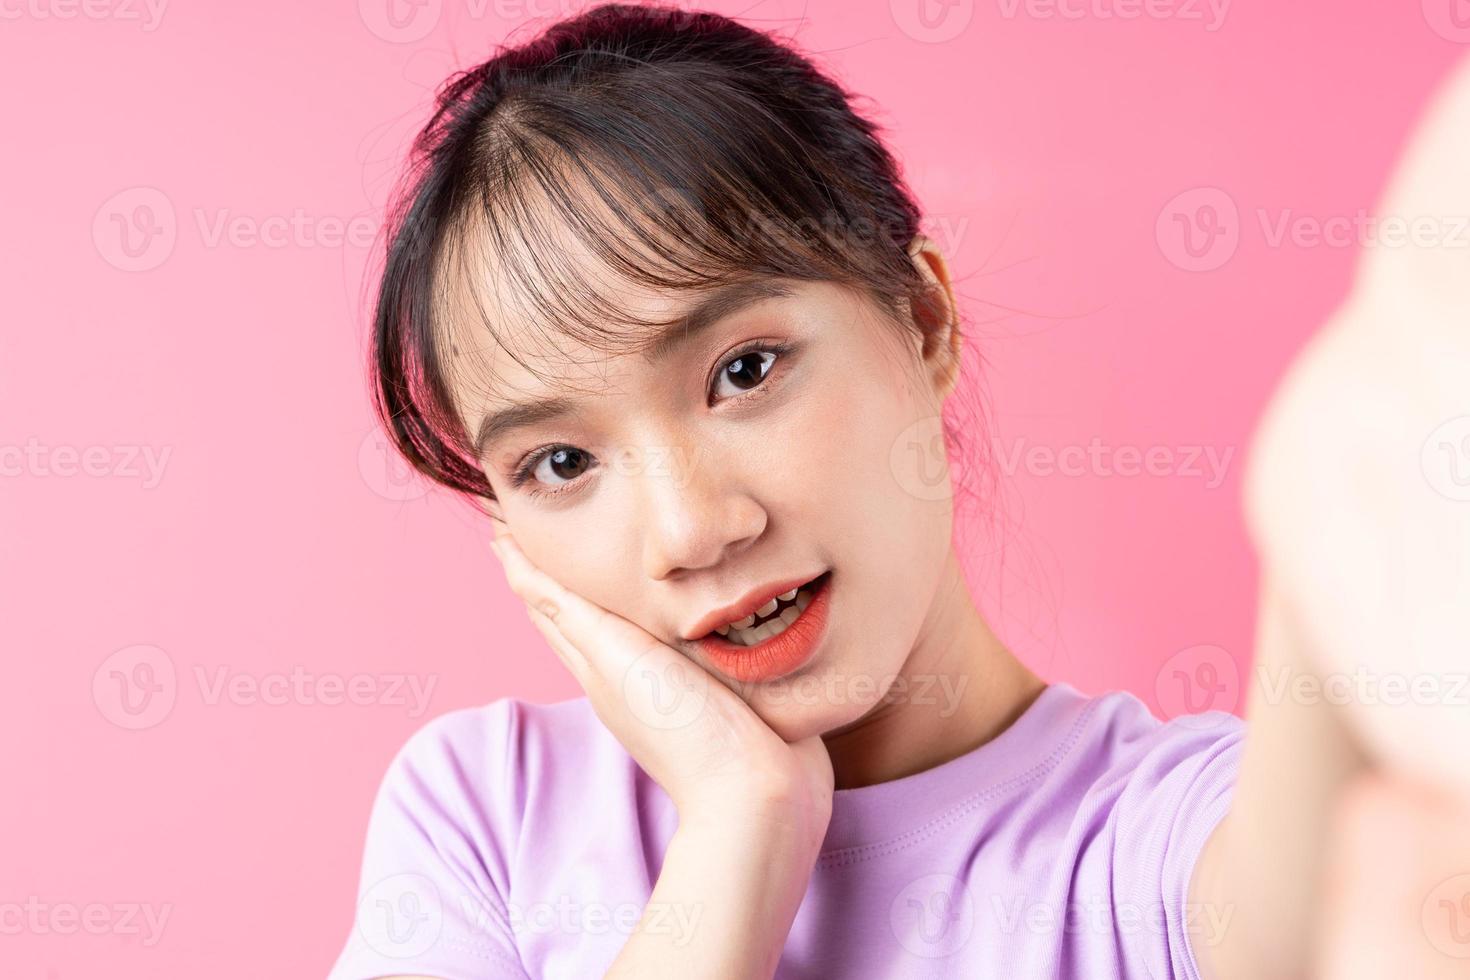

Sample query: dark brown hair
[370,2,974,505]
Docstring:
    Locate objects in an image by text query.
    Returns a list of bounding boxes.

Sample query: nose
[634,437,767,581]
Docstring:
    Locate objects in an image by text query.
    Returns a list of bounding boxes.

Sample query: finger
[490,534,567,622]
[490,536,589,680]
[528,606,588,678]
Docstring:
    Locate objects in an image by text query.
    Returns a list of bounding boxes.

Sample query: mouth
[699,569,830,645]
[691,570,833,684]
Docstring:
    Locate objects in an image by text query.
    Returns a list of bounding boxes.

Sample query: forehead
[432,180,685,412]
[430,181,819,459]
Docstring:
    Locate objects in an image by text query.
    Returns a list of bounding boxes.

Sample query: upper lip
[680,570,827,641]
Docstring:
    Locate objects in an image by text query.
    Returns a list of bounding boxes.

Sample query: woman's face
[445,227,963,741]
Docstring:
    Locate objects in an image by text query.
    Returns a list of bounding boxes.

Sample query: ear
[905,234,964,401]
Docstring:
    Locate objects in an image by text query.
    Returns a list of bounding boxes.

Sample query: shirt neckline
[817,681,1093,859]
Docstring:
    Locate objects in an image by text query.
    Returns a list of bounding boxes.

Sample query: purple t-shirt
[329,682,1243,979]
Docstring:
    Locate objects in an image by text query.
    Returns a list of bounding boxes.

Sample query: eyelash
[508,339,795,500]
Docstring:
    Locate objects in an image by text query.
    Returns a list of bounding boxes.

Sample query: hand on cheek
[486,527,835,840]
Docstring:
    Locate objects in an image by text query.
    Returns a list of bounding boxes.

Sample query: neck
[820,548,1046,791]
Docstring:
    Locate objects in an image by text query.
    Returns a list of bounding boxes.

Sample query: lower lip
[694,571,833,684]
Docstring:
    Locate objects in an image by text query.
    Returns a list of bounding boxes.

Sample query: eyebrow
[472,278,796,461]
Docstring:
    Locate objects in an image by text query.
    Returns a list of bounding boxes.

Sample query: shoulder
[332,699,612,980]
[1059,686,1245,969]
[344,695,634,933]
[1030,685,1244,978]
[388,694,606,773]
[1066,684,1245,780]
[1023,683,1246,882]
[1047,682,1245,832]
[372,693,652,833]
[378,694,621,812]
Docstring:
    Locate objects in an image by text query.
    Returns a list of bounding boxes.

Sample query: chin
[742,676,883,742]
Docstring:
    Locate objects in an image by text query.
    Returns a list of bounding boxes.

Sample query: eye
[508,341,794,500]
[711,341,791,402]
[510,445,593,499]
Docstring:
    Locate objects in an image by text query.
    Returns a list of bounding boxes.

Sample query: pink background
[2,0,1466,975]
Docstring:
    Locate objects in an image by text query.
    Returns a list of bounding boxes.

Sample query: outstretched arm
[1189,53,1470,980]
[1188,582,1369,979]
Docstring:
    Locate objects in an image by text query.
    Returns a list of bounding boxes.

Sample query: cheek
[787,345,953,563]
[808,347,954,651]
[509,515,632,616]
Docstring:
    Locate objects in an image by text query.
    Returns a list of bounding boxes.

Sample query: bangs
[371,5,931,503]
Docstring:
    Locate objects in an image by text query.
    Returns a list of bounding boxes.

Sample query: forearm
[1191,581,1370,980]
[606,815,821,980]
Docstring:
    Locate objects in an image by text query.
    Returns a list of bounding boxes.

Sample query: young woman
[328,5,1470,978]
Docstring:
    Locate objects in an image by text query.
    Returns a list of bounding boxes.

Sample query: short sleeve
[327,700,532,980]
[1105,710,1245,980]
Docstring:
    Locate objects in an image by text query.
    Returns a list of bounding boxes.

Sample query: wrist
[678,788,831,857]
[666,815,823,941]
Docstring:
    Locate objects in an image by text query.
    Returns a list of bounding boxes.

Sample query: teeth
[755,598,778,618]
[778,588,797,601]
[717,586,816,646]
